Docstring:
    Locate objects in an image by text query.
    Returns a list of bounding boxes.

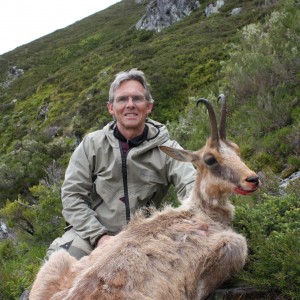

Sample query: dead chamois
[29,95,261,300]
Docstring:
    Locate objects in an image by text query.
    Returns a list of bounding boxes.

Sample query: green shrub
[0,183,64,243]
[0,240,16,260]
[234,192,300,298]
[0,242,46,299]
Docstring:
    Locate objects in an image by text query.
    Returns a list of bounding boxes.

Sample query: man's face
[107,80,153,137]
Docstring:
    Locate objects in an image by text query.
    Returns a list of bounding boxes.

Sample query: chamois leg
[195,230,247,300]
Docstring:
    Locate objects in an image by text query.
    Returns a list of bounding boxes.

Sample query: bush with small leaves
[234,192,300,298]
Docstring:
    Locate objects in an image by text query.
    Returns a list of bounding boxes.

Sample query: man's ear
[147,102,154,114]
[107,101,114,116]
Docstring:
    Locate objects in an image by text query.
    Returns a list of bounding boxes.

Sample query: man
[45,68,195,260]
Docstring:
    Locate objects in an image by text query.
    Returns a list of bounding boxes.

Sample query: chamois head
[160,95,260,216]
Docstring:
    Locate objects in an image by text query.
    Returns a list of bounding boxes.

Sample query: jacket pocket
[139,169,166,184]
[90,182,104,210]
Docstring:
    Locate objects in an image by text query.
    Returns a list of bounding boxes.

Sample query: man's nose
[126,97,135,107]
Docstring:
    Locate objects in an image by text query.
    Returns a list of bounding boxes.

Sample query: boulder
[136,0,200,32]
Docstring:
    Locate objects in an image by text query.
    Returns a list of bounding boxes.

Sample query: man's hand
[96,234,114,247]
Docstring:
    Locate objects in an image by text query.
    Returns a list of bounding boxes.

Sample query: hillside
[0,0,290,202]
[0,0,299,298]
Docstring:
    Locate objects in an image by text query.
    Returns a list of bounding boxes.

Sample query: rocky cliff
[136,0,200,32]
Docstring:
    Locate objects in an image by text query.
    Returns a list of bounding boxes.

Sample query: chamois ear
[159,146,198,162]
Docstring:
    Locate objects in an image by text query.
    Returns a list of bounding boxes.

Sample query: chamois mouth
[234,186,257,195]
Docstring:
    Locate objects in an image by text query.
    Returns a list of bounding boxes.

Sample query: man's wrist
[93,233,108,248]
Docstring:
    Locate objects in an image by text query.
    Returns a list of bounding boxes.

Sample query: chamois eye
[204,155,217,166]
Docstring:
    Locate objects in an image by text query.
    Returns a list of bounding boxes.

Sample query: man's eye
[132,95,145,102]
[116,96,128,102]
[115,95,145,103]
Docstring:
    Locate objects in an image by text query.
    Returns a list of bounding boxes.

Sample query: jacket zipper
[119,141,131,222]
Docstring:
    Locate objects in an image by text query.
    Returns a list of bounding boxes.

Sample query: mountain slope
[0,0,298,201]
[0,1,300,298]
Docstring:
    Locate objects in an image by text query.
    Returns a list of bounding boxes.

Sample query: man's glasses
[115,95,146,104]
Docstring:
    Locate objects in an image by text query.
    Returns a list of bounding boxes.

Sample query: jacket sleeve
[61,135,108,247]
[162,140,196,201]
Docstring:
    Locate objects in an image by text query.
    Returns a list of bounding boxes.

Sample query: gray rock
[279,170,300,190]
[1,66,24,88]
[136,0,200,32]
[208,286,267,299]
[19,290,30,300]
[231,7,242,16]
[205,0,224,17]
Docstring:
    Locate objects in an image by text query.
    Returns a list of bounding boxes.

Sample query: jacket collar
[113,125,149,147]
[106,119,169,150]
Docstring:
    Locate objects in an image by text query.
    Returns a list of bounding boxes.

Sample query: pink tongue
[235,187,251,195]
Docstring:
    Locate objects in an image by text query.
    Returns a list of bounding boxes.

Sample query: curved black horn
[197,98,219,142]
[217,94,226,140]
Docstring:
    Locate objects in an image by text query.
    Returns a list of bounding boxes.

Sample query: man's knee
[45,228,93,261]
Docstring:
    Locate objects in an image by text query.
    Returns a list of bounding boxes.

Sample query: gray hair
[108,68,154,103]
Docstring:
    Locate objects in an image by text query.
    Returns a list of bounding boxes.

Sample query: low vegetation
[0,0,299,298]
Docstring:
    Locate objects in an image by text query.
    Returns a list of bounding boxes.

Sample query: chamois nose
[245,176,260,187]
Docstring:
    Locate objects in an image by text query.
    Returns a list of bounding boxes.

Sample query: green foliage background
[0,0,299,298]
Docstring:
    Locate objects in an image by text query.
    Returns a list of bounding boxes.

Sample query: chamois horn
[218,94,227,140]
[197,98,219,142]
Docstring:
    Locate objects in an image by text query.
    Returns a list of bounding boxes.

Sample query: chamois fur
[30,96,260,300]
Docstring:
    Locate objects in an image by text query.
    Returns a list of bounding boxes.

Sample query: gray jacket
[61,119,195,246]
